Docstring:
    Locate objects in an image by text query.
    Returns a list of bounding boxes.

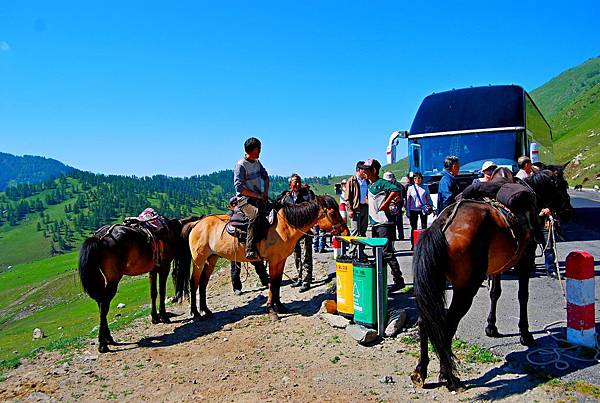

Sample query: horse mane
[179,215,203,225]
[279,195,338,229]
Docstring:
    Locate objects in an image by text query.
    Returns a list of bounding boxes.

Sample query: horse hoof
[201,310,213,318]
[441,375,466,392]
[447,380,466,393]
[191,311,201,319]
[268,311,280,321]
[410,371,425,388]
[520,333,535,347]
[151,316,160,324]
[159,314,171,324]
[98,344,109,353]
[485,326,501,338]
[275,303,289,314]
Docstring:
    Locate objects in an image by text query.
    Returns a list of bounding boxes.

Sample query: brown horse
[485,164,573,340]
[411,168,572,391]
[78,216,197,353]
[172,195,349,321]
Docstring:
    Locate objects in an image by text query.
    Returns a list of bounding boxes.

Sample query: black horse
[411,167,572,391]
[78,216,197,353]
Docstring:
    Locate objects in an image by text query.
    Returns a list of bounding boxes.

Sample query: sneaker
[291,278,303,288]
[388,284,402,293]
[233,289,243,296]
[299,282,311,293]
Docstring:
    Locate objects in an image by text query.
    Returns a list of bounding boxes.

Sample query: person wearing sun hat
[474,160,497,183]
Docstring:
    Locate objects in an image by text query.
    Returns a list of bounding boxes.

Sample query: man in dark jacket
[437,155,460,213]
[277,174,316,292]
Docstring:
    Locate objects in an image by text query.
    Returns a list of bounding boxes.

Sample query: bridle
[318,204,346,235]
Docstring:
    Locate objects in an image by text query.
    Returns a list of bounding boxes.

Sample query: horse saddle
[123,208,168,240]
[225,205,276,242]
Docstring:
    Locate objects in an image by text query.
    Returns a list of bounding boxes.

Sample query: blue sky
[0,1,598,178]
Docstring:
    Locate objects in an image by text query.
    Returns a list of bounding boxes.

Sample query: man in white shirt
[516,156,533,180]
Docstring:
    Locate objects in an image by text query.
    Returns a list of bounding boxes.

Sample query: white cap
[481,161,497,172]
[383,171,395,181]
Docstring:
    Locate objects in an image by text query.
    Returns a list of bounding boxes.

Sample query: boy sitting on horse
[234,137,270,260]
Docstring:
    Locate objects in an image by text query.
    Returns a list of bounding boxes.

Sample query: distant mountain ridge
[530,56,600,185]
[0,152,76,191]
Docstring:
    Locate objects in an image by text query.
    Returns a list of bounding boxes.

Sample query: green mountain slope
[531,57,600,123]
[0,152,75,191]
[531,56,600,186]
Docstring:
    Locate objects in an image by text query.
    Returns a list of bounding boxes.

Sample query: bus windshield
[412,131,518,174]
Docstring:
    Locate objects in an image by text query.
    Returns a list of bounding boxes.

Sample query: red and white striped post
[566,251,596,348]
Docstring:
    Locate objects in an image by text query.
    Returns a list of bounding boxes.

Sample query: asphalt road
[390,189,600,385]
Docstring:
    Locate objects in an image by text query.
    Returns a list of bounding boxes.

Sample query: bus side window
[410,143,421,170]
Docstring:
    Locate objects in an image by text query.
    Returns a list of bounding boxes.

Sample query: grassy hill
[0,251,230,375]
[530,57,600,186]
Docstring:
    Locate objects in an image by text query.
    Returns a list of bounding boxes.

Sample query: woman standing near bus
[406,172,433,249]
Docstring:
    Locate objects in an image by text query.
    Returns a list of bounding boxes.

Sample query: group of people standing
[228,136,556,297]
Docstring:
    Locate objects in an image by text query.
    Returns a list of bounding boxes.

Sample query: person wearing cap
[437,155,460,213]
[382,171,405,240]
[474,161,497,183]
[343,161,369,241]
[516,156,534,180]
[364,159,406,291]
[277,174,316,292]
[234,137,270,260]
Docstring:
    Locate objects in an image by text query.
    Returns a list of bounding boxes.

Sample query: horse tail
[79,236,105,302]
[172,218,200,302]
[413,224,455,370]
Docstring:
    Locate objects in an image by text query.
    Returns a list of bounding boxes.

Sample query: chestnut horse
[411,169,572,391]
[172,195,349,321]
[78,216,198,353]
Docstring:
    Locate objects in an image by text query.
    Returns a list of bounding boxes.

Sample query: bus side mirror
[399,130,409,138]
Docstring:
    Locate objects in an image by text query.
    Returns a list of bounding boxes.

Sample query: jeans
[313,226,326,252]
[542,228,557,273]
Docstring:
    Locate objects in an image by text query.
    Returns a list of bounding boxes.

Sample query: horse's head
[491,167,514,182]
[315,195,350,236]
[527,168,573,222]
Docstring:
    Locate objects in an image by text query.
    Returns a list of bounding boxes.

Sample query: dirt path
[0,252,583,402]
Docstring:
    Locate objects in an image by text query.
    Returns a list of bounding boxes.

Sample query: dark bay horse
[411,168,572,391]
[485,164,572,340]
[172,195,349,321]
[79,216,197,353]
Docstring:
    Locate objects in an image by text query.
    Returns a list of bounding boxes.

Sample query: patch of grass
[400,335,418,345]
[330,355,340,364]
[0,252,175,381]
[547,379,600,399]
[451,338,501,364]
